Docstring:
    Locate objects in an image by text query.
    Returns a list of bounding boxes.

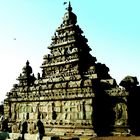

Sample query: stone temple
[1,1,140,139]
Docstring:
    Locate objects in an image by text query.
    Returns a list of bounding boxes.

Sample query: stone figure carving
[113,103,127,126]
[28,122,35,134]
[11,104,16,120]
[12,122,19,133]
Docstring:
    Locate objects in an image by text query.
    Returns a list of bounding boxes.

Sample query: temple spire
[62,1,77,25]
[67,1,72,12]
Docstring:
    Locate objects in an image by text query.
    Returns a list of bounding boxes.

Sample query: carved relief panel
[113,102,128,126]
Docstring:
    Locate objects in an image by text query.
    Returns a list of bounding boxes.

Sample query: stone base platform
[45,128,96,137]
[6,136,140,140]
[0,132,95,140]
[1,132,140,140]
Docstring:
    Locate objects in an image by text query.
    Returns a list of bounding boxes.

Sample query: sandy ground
[90,136,140,140]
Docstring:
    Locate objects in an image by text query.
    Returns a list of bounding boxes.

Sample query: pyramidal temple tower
[2,2,130,138]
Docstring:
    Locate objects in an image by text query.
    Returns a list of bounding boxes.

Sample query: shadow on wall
[128,86,140,135]
[37,119,45,140]
[92,80,115,136]
[93,76,140,136]
[120,76,140,135]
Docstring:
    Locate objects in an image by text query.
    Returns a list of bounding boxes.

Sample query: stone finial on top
[67,1,72,12]
[22,60,32,77]
[63,1,77,25]
[17,60,36,86]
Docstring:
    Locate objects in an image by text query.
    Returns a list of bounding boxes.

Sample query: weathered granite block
[24,134,39,140]
[9,133,21,139]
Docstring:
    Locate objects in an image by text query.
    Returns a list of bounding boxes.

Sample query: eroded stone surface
[1,2,132,138]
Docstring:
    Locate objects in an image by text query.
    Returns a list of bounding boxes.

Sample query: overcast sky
[0,0,140,102]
